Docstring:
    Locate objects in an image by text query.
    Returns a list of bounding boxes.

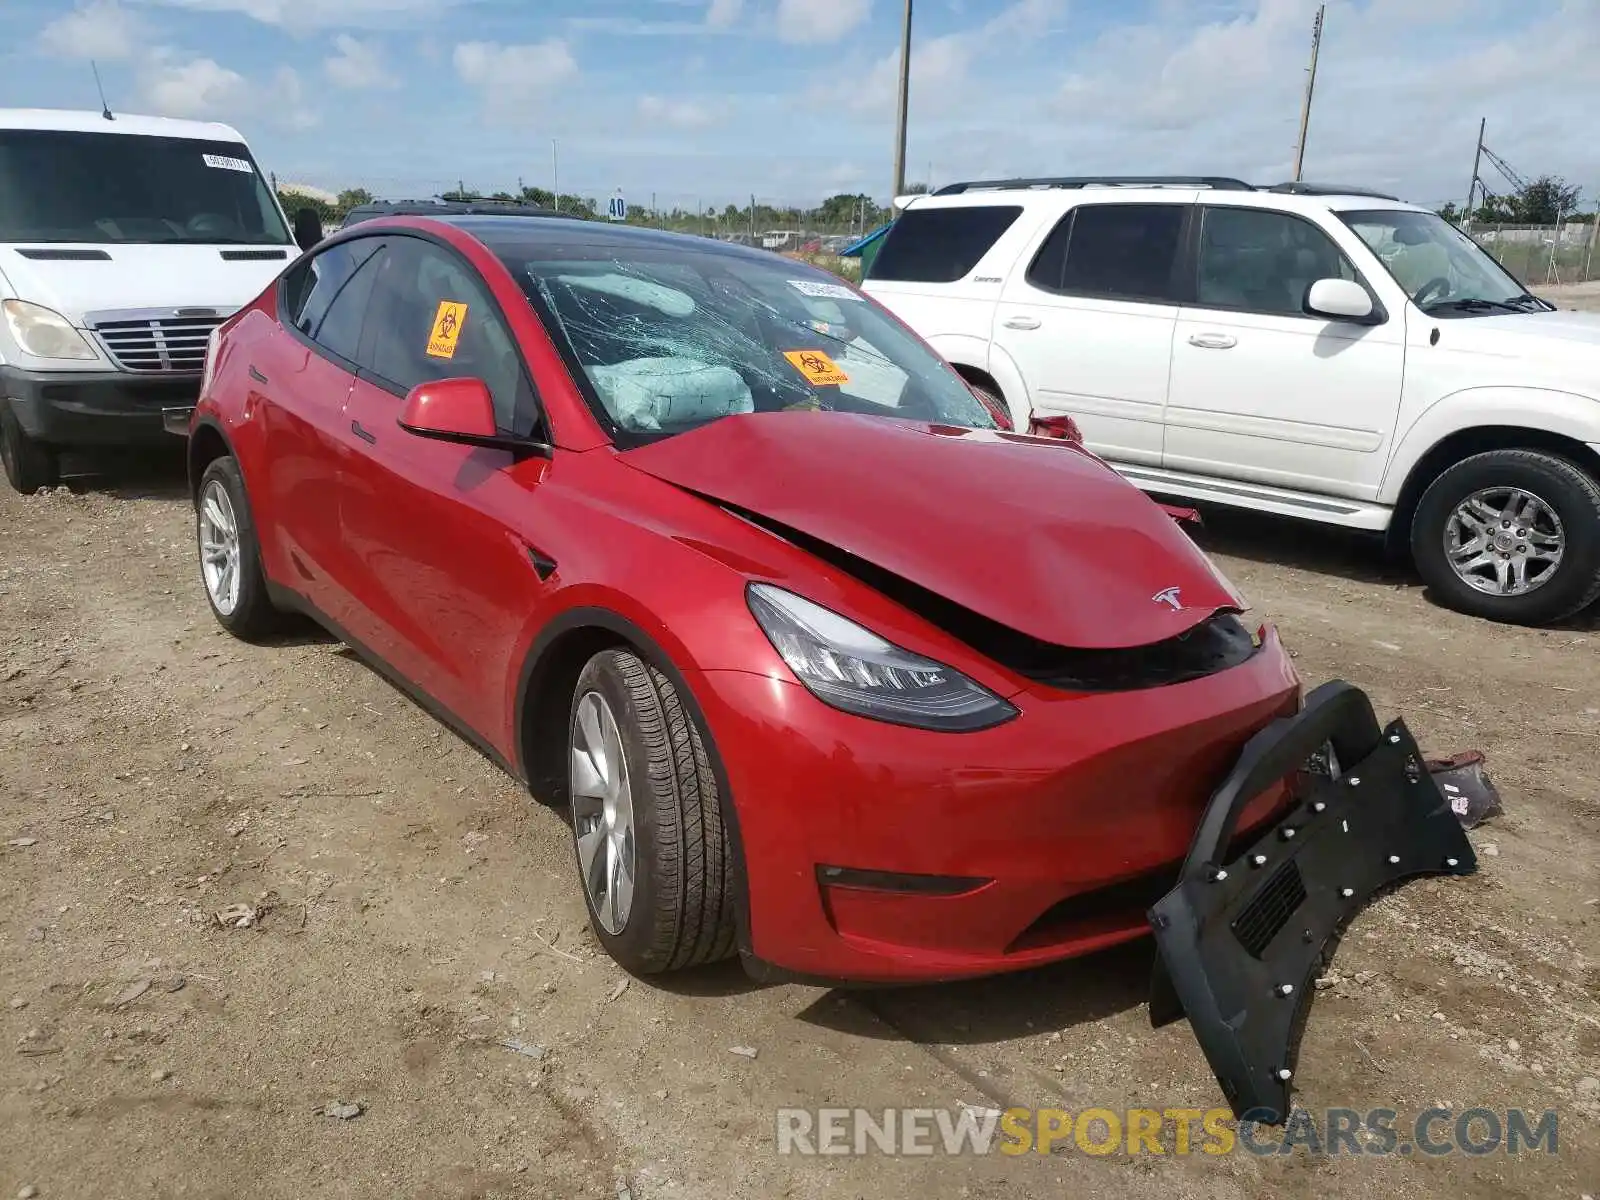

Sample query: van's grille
[91,316,222,374]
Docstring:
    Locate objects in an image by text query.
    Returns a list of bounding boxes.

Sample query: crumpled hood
[0,244,289,325]
[621,412,1243,650]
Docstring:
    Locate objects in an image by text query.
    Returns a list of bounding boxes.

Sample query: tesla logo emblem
[1152,587,1183,610]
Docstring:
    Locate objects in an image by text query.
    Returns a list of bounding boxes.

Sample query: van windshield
[0,130,291,245]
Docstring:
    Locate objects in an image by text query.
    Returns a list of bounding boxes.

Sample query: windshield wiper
[1502,291,1555,311]
[1421,297,1527,315]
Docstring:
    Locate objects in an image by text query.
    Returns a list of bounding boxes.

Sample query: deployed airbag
[585,357,754,432]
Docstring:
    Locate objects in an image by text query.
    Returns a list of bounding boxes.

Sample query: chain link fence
[1466,221,1600,285]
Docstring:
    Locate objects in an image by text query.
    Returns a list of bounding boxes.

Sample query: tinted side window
[362,237,535,434]
[1196,207,1358,316]
[1056,204,1186,302]
[281,236,385,356]
[1025,213,1075,290]
[869,205,1023,283]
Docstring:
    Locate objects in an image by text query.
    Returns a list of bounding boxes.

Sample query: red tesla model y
[181,210,1472,1120]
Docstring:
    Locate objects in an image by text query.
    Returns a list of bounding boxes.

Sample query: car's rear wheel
[567,648,737,974]
[0,406,59,494]
[196,456,284,640]
[1411,449,1600,624]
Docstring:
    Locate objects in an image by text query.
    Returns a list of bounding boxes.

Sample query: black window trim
[1182,204,1389,325]
[279,225,550,440]
[1022,200,1195,306]
[278,231,388,376]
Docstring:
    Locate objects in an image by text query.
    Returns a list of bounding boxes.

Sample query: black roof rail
[1266,182,1401,201]
[931,175,1256,196]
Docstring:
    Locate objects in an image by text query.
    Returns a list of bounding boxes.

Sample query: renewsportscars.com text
[774,1105,1560,1158]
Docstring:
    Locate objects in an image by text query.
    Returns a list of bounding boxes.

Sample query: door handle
[1187,333,1237,350]
[248,365,268,384]
[1003,316,1042,331]
[351,419,376,445]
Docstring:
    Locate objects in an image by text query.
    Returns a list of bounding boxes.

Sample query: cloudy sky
[1,0,1596,211]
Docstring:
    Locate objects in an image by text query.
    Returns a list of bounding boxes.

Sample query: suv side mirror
[293,207,323,251]
[397,378,550,455]
[1305,278,1377,324]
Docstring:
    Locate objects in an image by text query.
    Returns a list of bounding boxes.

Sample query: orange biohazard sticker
[783,349,849,387]
[426,301,468,359]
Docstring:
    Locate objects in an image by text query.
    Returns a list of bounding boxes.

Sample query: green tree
[276,188,336,225]
[336,187,373,212]
[1509,176,1582,225]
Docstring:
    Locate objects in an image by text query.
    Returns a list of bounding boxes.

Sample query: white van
[0,108,307,492]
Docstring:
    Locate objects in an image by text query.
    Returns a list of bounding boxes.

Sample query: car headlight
[746,583,1018,731]
[1,300,97,361]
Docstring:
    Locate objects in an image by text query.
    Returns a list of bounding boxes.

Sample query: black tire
[0,406,60,494]
[968,381,1013,431]
[1411,449,1600,625]
[567,648,737,974]
[195,456,284,640]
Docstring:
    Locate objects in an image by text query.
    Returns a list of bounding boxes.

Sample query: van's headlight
[1,300,96,361]
[746,583,1017,731]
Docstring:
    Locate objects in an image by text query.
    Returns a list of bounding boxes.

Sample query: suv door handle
[1003,316,1042,331]
[351,419,377,445]
[1188,333,1238,350]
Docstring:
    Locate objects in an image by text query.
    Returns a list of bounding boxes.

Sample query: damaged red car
[181,213,1472,1121]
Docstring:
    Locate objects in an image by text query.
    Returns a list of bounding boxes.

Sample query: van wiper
[1421,297,1526,315]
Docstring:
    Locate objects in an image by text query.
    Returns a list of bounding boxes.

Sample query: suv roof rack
[932,175,1256,196]
[341,199,562,225]
[1265,182,1401,201]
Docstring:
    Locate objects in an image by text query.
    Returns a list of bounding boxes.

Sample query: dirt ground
[4,349,1599,1197]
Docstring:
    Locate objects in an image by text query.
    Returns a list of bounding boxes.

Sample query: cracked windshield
[503,249,996,438]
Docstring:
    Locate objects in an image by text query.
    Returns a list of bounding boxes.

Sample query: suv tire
[195,456,285,640]
[567,648,737,974]
[1411,449,1600,625]
[0,407,60,494]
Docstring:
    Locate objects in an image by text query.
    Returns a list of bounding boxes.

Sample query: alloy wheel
[570,689,638,935]
[1443,486,1564,597]
[198,480,242,616]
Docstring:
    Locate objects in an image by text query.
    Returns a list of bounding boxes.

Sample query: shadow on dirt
[58,444,190,500]
[1177,502,1412,588]
[794,939,1156,1046]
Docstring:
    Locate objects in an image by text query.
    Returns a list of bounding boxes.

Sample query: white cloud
[706,0,742,28]
[38,0,142,60]
[638,95,719,130]
[324,34,394,89]
[849,32,972,115]
[141,0,452,30]
[135,51,317,131]
[778,0,871,44]
[453,40,580,120]
[138,55,250,117]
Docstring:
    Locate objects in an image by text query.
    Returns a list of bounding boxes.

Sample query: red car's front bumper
[689,626,1302,984]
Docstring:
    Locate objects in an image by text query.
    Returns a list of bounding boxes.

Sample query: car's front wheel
[0,406,59,494]
[567,648,737,974]
[1411,449,1600,624]
[195,456,284,640]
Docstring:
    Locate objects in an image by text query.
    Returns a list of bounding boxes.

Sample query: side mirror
[293,207,323,252]
[1305,278,1378,323]
[396,378,552,455]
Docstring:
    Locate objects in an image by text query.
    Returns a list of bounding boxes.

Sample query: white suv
[862,176,1600,626]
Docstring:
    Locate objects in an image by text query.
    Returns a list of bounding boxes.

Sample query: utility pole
[551,140,559,212]
[1462,117,1486,225]
[749,193,757,246]
[1291,3,1324,182]
[891,0,913,204]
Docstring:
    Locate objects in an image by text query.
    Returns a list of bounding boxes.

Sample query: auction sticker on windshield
[427,302,468,360]
[789,279,862,301]
[202,154,253,172]
[784,349,851,387]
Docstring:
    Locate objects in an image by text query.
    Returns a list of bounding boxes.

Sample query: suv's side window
[869,205,1023,283]
[359,236,538,436]
[1025,203,1187,303]
[1195,206,1359,316]
[280,237,386,362]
